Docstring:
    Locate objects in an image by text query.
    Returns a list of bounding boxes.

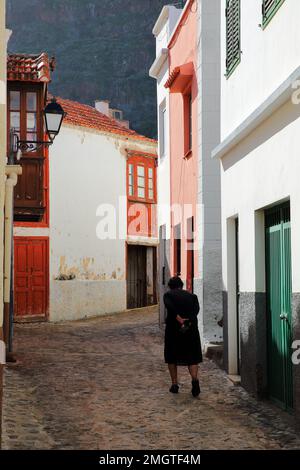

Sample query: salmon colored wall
[168,0,198,283]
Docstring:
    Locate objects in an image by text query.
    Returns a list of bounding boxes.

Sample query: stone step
[228,375,241,386]
[205,342,224,369]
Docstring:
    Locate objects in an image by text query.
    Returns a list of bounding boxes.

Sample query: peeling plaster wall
[49,125,154,321]
[50,279,126,322]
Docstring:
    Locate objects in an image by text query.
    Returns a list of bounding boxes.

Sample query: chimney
[95,100,110,116]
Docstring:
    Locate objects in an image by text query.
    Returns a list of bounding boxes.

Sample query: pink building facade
[160,0,223,346]
[166,0,198,293]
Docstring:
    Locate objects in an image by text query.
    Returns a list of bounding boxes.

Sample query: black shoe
[169,384,179,394]
[192,380,201,397]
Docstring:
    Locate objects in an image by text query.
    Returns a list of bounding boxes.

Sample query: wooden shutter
[14,157,45,221]
[262,0,285,26]
[226,0,241,77]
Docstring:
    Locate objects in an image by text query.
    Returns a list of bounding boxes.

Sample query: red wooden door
[14,238,49,319]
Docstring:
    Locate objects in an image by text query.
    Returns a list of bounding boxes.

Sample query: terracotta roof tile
[56,97,156,143]
[127,150,157,159]
[7,53,55,83]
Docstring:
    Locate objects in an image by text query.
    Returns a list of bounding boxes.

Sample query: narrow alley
[2,308,300,450]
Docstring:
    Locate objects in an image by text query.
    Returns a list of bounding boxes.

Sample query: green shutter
[262,0,285,28]
[226,0,241,78]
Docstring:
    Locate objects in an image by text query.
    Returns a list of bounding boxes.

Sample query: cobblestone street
[2,307,300,450]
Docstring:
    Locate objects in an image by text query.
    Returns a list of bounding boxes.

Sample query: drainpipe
[3,165,22,357]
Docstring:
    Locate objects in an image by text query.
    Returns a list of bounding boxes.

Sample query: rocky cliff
[6,0,182,137]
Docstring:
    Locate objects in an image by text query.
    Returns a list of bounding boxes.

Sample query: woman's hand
[176,315,188,325]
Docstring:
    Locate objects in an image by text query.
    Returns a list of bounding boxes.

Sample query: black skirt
[164,322,203,366]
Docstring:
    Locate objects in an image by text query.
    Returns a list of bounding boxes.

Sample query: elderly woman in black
[163,276,202,397]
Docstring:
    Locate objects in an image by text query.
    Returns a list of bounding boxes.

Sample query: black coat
[163,289,203,366]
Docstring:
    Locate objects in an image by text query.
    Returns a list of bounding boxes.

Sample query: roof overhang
[212,64,300,160]
[164,62,194,92]
[152,6,171,37]
[7,53,55,83]
[149,48,168,79]
[127,150,157,160]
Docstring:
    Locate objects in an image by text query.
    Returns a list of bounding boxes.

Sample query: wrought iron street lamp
[44,98,66,141]
[11,97,66,157]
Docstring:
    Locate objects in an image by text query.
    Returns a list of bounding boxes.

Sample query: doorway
[159,225,168,325]
[186,217,194,293]
[127,245,157,309]
[265,203,293,410]
[14,237,49,320]
[235,219,241,375]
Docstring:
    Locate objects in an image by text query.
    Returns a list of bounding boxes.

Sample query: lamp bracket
[11,131,54,156]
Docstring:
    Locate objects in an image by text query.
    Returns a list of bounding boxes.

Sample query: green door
[265,204,293,411]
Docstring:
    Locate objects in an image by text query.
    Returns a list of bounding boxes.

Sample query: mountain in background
[6,0,184,138]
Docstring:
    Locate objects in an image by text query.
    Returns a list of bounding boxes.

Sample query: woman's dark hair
[168,276,184,290]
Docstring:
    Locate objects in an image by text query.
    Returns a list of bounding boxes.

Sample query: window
[128,164,134,196]
[163,108,167,157]
[160,105,167,159]
[113,110,123,121]
[184,92,192,155]
[10,91,21,140]
[148,168,154,200]
[262,0,285,28]
[128,160,156,202]
[8,86,44,222]
[174,224,181,276]
[26,92,38,142]
[8,88,40,152]
[137,166,145,199]
[188,94,192,151]
[226,0,241,78]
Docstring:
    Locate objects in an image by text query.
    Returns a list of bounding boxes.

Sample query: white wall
[221,98,300,294]
[157,60,171,240]
[196,0,223,344]
[49,125,128,321]
[221,0,300,139]
[218,0,300,376]
[155,5,182,54]
[220,0,300,294]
